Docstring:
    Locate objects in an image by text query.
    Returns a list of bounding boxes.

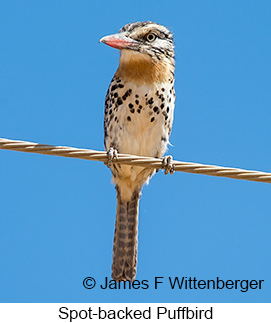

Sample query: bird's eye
[145,33,156,42]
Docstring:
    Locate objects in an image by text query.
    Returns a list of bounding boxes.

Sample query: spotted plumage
[100,21,175,281]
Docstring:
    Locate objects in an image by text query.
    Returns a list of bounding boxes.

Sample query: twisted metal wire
[1,137,270,183]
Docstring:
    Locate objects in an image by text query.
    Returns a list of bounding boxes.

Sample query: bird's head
[100,21,175,84]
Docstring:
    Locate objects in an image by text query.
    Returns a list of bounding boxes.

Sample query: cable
[0,137,270,183]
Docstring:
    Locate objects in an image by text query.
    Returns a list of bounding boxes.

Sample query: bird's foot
[106,147,118,167]
[162,155,175,175]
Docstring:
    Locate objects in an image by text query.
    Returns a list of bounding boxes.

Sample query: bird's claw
[162,155,175,175]
[107,147,118,167]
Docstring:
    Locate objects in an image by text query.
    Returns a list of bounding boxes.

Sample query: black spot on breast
[109,109,112,115]
[130,108,135,113]
[122,89,132,100]
[127,116,131,122]
[118,84,124,88]
[114,92,118,98]
[153,106,158,112]
[117,97,123,105]
[111,84,118,91]
[167,107,170,113]
[135,100,139,105]
[139,105,143,109]
[161,88,165,92]
[135,94,139,98]
[161,103,164,109]
[137,109,141,113]
[129,103,134,109]
[161,136,167,142]
[147,98,154,105]
[158,95,165,102]
[151,117,155,122]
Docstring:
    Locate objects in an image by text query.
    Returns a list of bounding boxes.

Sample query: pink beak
[99,33,138,50]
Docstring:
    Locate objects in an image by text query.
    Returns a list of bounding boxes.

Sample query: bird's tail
[111,186,140,282]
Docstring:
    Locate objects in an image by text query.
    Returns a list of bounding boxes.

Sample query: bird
[100,21,175,282]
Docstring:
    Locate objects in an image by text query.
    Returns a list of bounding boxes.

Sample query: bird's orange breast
[116,49,173,85]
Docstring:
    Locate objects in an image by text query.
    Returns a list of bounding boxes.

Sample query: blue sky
[0,0,270,303]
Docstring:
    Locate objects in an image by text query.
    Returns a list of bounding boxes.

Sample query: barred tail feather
[111,186,140,282]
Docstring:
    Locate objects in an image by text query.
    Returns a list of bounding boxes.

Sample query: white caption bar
[0,303,270,322]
